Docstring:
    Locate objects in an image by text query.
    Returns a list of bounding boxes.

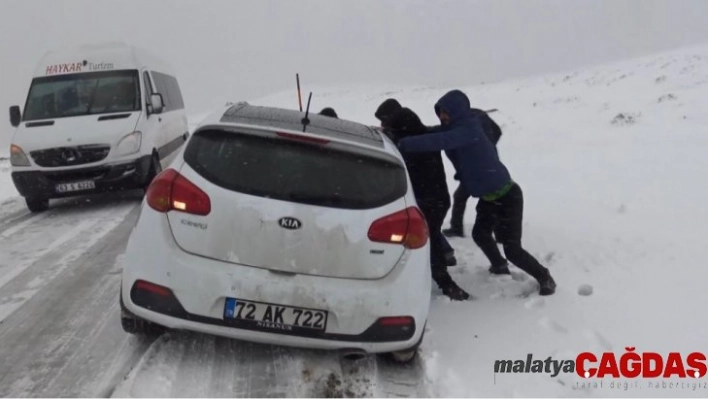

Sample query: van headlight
[116,131,142,157]
[10,144,31,166]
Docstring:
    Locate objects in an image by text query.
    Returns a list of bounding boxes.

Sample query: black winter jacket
[388,107,450,208]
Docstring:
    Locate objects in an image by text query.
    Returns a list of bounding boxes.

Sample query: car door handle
[158,117,162,122]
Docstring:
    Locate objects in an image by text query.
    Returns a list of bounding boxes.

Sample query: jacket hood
[375,98,402,122]
[435,90,471,122]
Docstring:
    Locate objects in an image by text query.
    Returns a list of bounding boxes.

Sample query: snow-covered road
[0,192,148,397]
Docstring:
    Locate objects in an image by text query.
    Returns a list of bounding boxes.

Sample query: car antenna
[301,92,313,132]
[485,108,498,114]
[296,73,303,112]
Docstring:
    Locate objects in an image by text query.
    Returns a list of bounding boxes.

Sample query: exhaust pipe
[340,348,368,361]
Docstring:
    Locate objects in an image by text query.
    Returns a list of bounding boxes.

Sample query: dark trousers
[449,183,470,231]
[438,232,453,255]
[419,202,454,286]
[471,183,549,280]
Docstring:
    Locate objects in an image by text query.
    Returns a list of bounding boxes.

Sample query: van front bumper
[11,155,153,199]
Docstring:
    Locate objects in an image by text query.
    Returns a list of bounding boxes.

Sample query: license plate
[224,298,328,332]
[55,180,96,193]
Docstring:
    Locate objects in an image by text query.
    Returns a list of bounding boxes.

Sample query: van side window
[143,71,154,108]
[168,75,185,110]
[151,71,185,112]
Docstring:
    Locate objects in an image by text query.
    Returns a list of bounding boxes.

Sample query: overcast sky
[2,0,708,119]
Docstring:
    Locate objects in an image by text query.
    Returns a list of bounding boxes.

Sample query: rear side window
[184,130,407,210]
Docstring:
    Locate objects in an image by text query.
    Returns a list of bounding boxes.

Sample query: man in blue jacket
[397,90,556,296]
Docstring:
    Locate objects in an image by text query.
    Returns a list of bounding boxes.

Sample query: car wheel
[379,329,425,365]
[25,197,49,213]
[121,311,166,336]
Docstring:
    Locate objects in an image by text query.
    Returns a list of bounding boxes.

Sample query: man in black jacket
[319,107,338,118]
[375,98,457,267]
[386,107,470,300]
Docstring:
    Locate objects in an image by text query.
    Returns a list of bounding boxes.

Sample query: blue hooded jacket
[397,90,512,198]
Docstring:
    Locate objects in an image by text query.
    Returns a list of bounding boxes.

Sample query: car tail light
[146,169,211,216]
[276,131,330,145]
[367,206,429,249]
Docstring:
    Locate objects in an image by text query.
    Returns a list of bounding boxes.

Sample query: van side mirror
[9,106,21,127]
[149,94,164,115]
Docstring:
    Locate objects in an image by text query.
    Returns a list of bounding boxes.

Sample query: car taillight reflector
[146,169,211,216]
[377,316,415,326]
[135,280,173,297]
[367,206,429,249]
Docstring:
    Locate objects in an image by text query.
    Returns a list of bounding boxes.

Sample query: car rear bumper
[120,287,424,353]
[120,207,431,353]
[11,155,152,199]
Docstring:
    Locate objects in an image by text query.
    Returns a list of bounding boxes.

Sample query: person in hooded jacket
[396,90,556,296]
[437,106,503,240]
[386,106,470,301]
[375,98,458,267]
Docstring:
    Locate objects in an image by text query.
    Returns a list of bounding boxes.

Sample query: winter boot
[445,251,457,267]
[442,282,470,301]
[433,270,470,301]
[489,261,511,275]
[443,227,465,238]
[537,271,557,296]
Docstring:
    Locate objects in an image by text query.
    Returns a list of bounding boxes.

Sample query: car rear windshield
[22,70,141,121]
[184,130,407,209]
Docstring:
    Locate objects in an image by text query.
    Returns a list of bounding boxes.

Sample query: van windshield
[22,70,141,121]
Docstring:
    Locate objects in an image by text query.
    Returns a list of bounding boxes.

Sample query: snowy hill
[244,44,708,397]
[0,44,707,397]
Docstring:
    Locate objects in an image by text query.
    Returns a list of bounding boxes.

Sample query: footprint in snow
[539,316,570,334]
[524,297,545,310]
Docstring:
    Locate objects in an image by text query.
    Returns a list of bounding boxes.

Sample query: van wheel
[144,152,162,189]
[25,197,49,213]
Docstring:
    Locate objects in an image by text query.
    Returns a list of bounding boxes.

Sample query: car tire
[379,329,425,365]
[121,311,166,337]
[25,197,49,213]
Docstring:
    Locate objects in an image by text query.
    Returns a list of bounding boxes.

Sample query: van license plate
[55,181,96,193]
[224,298,327,331]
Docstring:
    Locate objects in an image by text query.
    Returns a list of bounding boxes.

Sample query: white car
[120,102,432,362]
[8,42,189,212]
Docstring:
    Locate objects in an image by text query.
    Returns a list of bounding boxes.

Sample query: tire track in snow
[0,196,148,397]
[0,196,139,322]
[111,333,312,398]
[0,208,55,240]
[110,329,431,398]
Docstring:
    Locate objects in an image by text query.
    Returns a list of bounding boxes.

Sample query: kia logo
[278,217,302,230]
